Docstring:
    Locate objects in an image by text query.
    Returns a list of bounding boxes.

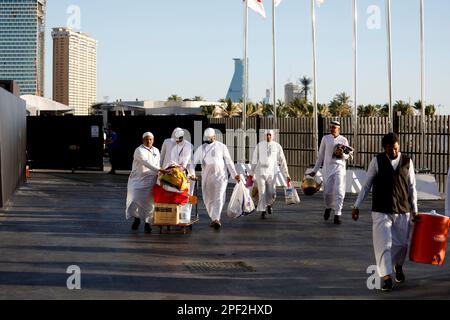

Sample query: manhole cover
[184,261,255,273]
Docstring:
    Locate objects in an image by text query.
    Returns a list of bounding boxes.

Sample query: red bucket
[152,185,189,205]
[409,212,450,266]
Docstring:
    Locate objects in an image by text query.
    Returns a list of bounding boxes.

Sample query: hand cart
[152,177,200,234]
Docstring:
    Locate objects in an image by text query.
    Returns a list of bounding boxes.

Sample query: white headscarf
[142,132,154,139]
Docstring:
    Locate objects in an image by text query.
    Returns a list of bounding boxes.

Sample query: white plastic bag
[227,181,256,219]
[285,183,301,205]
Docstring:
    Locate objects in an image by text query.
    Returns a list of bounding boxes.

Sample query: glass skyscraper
[0,0,46,96]
[226,58,243,103]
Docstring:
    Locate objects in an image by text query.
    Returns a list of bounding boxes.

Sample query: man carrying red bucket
[352,133,418,292]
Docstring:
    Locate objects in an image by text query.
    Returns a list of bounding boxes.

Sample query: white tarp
[21,95,73,115]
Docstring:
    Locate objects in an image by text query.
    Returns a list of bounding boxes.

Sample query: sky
[43,0,450,114]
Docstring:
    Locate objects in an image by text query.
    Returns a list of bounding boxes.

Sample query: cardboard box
[154,203,181,225]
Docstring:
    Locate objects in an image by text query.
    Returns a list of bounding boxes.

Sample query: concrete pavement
[0,172,449,300]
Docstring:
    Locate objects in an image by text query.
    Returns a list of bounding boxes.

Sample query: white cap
[171,127,182,138]
[204,128,216,138]
[266,129,275,136]
[330,120,341,127]
[142,132,154,139]
[174,129,185,139]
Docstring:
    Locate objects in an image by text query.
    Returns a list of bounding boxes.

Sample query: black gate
[27,116,104,171]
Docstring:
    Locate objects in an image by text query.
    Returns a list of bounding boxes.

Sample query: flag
[316,0,324,7]
[247,0,266,18]
[274,0,282,7]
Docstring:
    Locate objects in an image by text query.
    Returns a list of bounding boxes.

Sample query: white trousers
[126,200,154,224]
[202,177,228,222]
[323,168,346,216]
[372,212,411,278]
[255,174,276,212]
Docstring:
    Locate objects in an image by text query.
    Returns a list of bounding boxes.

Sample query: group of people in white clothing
[125,127,291,231]
[124,122,450,293]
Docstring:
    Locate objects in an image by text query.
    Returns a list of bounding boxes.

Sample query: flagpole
[420,0,426,169]
[311,0,319,155]
[242,0,249,163]
[386,0,393,132]
[272,0,277,130]
[352,0,358,165]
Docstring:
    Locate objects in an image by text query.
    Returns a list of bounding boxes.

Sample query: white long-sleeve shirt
[128,145,161,189]
[249,141,289,178]
[168,140,195,176]
[313,134,350,174]
[354,152,418,214]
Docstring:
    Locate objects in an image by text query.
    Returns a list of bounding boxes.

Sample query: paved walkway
[0,172,449,300]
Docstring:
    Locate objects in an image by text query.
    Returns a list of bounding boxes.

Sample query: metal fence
[0,88,27,208]
[209,116,450,193]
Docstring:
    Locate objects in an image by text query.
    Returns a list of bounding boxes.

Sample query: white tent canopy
[21,95,74,115]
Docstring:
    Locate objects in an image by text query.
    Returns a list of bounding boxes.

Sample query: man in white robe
[167,129,195,178]
[160,128,182,170]
[310,120,351,225]
[249,130,291,219]
[126,132,163,233]
[193,128,240,230]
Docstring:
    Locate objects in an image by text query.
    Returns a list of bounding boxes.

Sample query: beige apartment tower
[52,27,97,115]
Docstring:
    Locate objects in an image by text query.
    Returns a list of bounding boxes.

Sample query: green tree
[329,92,352,117]
[414,100,437,116]
[289,98,312,117]
[168,94,182,102]
[245,102,263,117]
[318,103,332,117]
[200,105,216,117]
[394,100,415,115]
[299,76,313,102]
[221,98,240,118]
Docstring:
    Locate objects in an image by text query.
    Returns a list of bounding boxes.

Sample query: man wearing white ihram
[352,133,418,292]
[193,128,240,230]
[310,120,350,225]
[126,132,164,233]
[160,127,182,170]
[167,128,195,178]
[249,130,291,219]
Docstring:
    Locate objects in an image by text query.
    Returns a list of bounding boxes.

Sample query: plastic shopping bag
[227,181,256,219]
[285,182,301,205]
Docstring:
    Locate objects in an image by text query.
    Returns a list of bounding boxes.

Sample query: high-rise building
[0,0,47,96]
[226,58,243,103]
[52,27,97,115]
[264,89,271,104]
[284,82,302,107]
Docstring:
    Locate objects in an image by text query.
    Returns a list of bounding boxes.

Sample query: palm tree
[246,102,263,117]
[329,92,352,117]
[394,100,415,115]
[414,100,437,116]
[379,104,389,117]
[168,94,182,102]
[299,76,313,102]
[360,104,379,117]
[221,98,240,118]
[260,101,274,117]
[200,105,216,117]
[289,98,312,117]
[318,103,332,117]
[426,104,436,116]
